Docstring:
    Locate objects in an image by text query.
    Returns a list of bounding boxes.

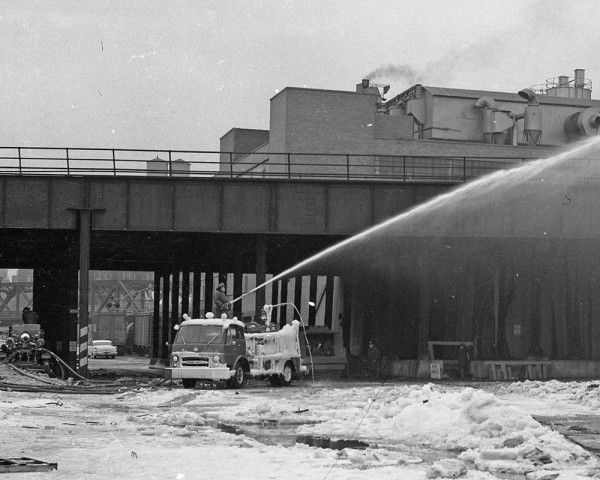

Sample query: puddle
[208,421,532,478]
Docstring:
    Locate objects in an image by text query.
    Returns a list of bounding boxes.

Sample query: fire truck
[0,323,59,377]
[166,311,307,389]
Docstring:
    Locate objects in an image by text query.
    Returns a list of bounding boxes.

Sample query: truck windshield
[174,325,224,345]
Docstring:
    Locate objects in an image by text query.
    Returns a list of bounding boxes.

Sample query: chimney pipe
[518,89,542,146]
[518,88,539,106]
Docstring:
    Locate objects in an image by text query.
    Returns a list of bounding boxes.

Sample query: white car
[89,340,118,359]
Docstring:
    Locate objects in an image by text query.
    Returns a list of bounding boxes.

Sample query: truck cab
[168,314,249,388]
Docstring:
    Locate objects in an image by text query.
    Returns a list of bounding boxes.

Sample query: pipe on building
[474,97,499,143]
[518,89,542,146]
[518,88,539,105]
[473,97,499,110]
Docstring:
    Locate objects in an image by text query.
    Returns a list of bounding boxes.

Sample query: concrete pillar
[160,273,171,360]
[171,270,180,328]
[77,207,92,377]
[255,237,267,321]
[181,270,190,317]
[233,267,243,320]
[151,271,162,359]
[325,276,335,329]
[309,274,317,326]
[270,279,279,327]
[192,269,201,318]
[417,261,431,378]
[280,279,288,325]
[204,272,213,316]
[294,276,303,320]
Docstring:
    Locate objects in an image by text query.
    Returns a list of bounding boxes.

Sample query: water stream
[232,136,600,305]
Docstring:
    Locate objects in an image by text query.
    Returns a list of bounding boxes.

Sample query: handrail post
[287,153,291,179]
[112,149,117,175]
[168,151,172,177]
[229,152,234,178]
[18,147,22,175]
[346,155,350,180]
[66,148,70,176]
[463,157,466,182]
[403,156,406,182]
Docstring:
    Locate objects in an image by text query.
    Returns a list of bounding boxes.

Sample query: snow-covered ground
[1,363,600,479]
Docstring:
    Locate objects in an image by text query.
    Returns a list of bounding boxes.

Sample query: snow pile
[499,379,600,411]
[205,383,598,476]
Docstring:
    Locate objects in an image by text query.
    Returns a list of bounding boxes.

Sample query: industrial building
[220,69,600,379]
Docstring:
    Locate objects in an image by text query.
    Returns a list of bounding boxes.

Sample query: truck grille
[181,356,210,367]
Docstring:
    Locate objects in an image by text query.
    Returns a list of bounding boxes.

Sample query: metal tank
[545,69,592,99]
[518,89,542,146]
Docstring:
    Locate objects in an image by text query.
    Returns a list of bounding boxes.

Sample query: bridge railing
[0,146,539,183]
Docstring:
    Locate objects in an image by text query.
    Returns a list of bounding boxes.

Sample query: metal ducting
[474,97,512,144]
[474,97,498,143]
[564,107,600,141]
[518,88,542,146]
[473,97,499,110]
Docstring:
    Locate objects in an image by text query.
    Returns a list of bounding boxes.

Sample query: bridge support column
[151,270,161,360]
[270,279,279,327]
[280,279,288,325]
[309,274,317,326]
[192,269,201,318]
[417,260,432,378]
[171,271,180,331]
[293,276,303,320]
[233,266,243,320]
[204,272,213,316]
[77,208,91,377]
[255,237,267,321]
[181,270,190,317]
[160,272,171,360]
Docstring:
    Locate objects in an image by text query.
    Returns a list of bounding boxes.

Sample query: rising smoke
[363,1,581,91]
[364,64,422,86]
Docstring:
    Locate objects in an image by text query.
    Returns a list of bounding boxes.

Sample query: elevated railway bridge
[0,147,543,375]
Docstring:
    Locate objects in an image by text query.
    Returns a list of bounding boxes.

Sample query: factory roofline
[387,84,600,107]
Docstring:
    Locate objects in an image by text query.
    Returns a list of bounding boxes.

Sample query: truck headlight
[213,355,220,363]
[172,355,179,364]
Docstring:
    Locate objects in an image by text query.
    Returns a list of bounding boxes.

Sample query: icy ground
[1,362,600,479]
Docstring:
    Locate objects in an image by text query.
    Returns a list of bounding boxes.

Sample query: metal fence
[0,146,537,183]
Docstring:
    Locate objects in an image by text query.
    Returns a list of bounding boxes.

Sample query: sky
[1,0,599,153]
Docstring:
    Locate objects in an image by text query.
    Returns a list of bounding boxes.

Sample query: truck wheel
[182,379,197,389]
[269,374,281,387]
[230,363,245,389]
[281,361,294,386]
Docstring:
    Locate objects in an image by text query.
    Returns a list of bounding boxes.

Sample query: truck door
[224,325,245,364]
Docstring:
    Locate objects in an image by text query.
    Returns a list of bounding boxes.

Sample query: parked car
[89,340,118,359]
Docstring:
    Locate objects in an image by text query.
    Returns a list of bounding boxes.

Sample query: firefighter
[214,283,231,318]
[22,307,39,324]
[366,340,381,378]
[456,343,471,380]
